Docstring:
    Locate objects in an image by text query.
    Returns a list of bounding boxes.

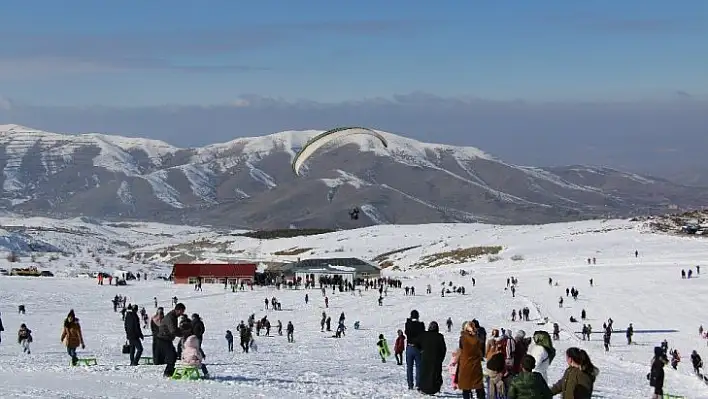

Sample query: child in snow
[448,349,460,390]
[225,330,234,352]
[670,349,681,370]
[393,330,405,365]
[376,334,390,363]
[181,335,209,378]
[18,324,32,354]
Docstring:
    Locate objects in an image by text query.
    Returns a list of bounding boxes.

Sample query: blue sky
[1,0,706,106]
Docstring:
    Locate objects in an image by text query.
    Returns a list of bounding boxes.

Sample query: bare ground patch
[413,246,503,268]
[272,247,313,256]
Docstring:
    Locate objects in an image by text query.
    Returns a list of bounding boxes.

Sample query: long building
[286,257,381,284]
[171,263,257,285]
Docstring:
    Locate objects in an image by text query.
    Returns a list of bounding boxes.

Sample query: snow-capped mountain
[0,123,705,229]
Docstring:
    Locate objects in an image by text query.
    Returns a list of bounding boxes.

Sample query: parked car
[40,270,54,277]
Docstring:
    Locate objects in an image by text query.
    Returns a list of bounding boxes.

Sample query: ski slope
[0,219,707,398]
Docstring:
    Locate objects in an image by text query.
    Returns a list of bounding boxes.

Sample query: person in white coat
[527,330,556,382]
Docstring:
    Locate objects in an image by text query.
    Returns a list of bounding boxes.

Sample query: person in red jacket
[394,329,406,365]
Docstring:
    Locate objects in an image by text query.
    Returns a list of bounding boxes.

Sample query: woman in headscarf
[151,307,165,364]
[528,330,556,382]
[60,309,85,366]
[457,321,485,399]
[418,321,447,395]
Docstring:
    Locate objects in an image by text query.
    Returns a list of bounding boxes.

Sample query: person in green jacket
[550,347,599,399]
[508,355,553,399]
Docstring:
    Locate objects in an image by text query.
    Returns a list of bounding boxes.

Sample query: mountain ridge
[0,123,704,228]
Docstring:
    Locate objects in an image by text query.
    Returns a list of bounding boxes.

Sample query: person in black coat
[418,321,448,395]
[191,313,207,358]
[150,308,164,364]
[156,303,186,377]
[124,305,144,366]
[650,346,667,399]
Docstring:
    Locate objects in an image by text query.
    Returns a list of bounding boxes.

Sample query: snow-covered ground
[1,219,708,398]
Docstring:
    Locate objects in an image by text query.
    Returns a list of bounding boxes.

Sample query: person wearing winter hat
[528,331,556,382]
[512,330,530,374]
[404,310,425,390]
[376,334,390,363]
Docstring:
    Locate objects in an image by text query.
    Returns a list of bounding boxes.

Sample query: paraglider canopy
[292,127,388,176]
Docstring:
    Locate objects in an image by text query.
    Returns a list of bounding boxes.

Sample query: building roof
[288,258,380,274]
[172,263,257,279]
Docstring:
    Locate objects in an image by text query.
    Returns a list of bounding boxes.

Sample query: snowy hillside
[1,124,705,228]
[0,217,707,398]
[0,215,216,276]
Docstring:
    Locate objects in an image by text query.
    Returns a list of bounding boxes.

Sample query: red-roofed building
[171,263,257,285]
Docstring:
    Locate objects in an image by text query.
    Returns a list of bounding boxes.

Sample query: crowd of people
[3,256,705,399]
[399,309,599,398]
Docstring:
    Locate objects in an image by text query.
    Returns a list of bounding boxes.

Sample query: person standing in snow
[191,313,206,359]
[151,307,164,364]
[626,323,634,344]
[446,318,453,332]
[417,321,447,395]
[603,325,612,351]
[60,309,85,366]
[503,329,516,372]
[155,303,186,378]
[507,355,552,399]
[650,347,667,399]
[239,325,252,352]
[286,322,294,343]
[18,324,32,354]
[528,331,555,383]
[394,330,406,365]
[512,330,530,374]
[404,310,426,390]
[124,304,144,366]
[0,312,4,344]
[457,321,485,399]
[225,330,234,352]
[549,347,598,398]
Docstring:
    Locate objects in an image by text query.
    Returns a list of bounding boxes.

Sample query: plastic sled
[171,366,201,380]
[71,358,98,366]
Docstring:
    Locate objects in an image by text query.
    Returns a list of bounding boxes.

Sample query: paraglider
[291,127,388,176]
